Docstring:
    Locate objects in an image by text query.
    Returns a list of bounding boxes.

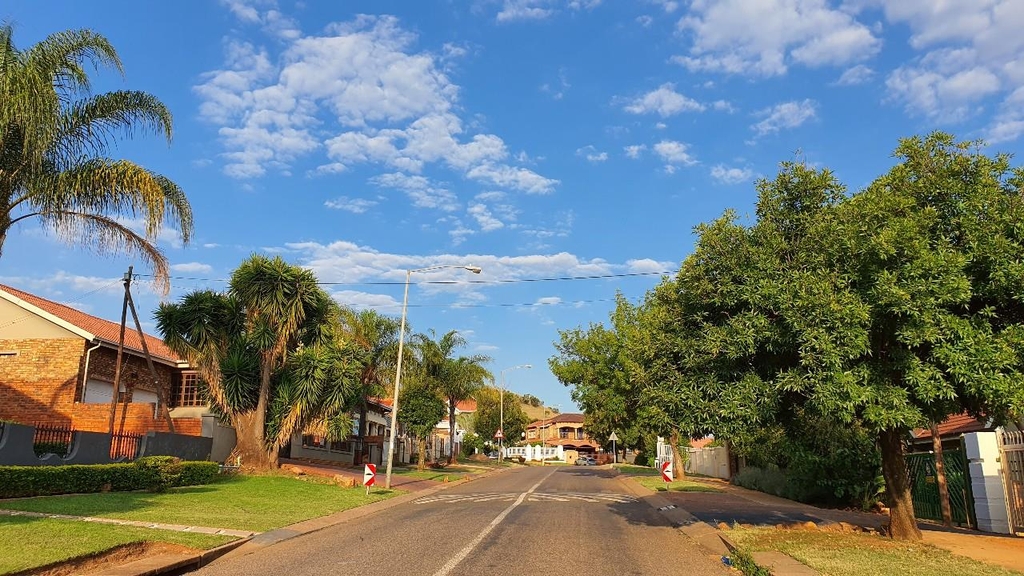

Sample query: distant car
[487,451,499,459]
[575,456,596,466]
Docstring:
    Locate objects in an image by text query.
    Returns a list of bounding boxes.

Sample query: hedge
[0,457,220,498]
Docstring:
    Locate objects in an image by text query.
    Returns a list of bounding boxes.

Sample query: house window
[0,350,18,357]
[329,440,353,453]
[560,428,569,439]
[173,373,203,407]
[576,429,584,440]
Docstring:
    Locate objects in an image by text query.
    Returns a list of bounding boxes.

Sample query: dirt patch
[15,541,196,576]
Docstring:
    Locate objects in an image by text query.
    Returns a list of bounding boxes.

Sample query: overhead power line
[135,269,677,286]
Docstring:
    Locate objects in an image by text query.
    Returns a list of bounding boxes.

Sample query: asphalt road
[192,466,731,576]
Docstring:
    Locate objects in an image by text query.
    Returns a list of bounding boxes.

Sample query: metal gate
[906,449,975,527]
[1000,430,1024,533]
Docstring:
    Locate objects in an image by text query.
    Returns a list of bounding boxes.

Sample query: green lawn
[613,464,661,476]
[0,474,396,532]
[390,466,481,481]
[632,476,723,493]
[728,527,1023,576]
[0,515,232,575]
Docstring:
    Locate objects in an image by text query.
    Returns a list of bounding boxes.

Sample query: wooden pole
[125,285,176,434]
[108,267,132,434]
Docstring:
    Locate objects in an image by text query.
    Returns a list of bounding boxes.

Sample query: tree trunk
[418,437,427,472]
[669,428,687,480]
[232,412,275,471]
[879,428,922,540]
[931,422,953,527]
[448,402,457,465]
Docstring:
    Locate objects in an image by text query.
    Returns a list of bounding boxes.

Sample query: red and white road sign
[494,429,504,439]
[363,463,376,487]
[660,460,673,482]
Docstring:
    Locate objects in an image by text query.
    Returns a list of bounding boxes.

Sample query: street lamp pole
[384,264,482,490]
[498,364,531,462]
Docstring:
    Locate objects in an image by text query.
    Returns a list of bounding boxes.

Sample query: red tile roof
[0,284,182,364]
[527,413,585,428]
[456,399,477,413]
[913,413,991,440]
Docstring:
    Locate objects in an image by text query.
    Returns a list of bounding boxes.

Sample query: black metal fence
[32,424,75,457]
[111,431,143,460]
[32,424,143,460]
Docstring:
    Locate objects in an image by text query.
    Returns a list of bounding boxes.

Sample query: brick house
[0,284,206,436]
[525,413,598,463]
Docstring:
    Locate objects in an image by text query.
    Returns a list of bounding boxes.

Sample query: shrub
[632,451,652,467]
[0,460,220,498]
[33,441,71,457]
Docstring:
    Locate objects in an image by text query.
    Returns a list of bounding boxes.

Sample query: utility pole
[108,268,132,434]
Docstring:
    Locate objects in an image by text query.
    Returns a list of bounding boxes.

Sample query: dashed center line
[414,491,638,505]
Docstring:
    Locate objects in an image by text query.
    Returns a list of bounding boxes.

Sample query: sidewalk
[663,477,1024,573]
[280,458,451,492]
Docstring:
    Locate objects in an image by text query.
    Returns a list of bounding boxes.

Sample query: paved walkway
[664,477,1024,574]
[0,508,256,537]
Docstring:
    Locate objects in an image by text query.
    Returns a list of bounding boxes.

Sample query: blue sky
[3,1,1023,412]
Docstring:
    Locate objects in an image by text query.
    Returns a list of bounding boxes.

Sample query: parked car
[487,451,499,459]
[575,456,596,466]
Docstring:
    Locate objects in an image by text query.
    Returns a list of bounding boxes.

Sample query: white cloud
[468,203,505,232]
[475,343,499,352]
[624,144,646,159]
[856,1,1023,134]
[497,0,556,22]
[712,100,737,113]
[475,191,506,202]
[324,196,379,213]
[623,83,705,116]
[626,258,673,274]
[710,164,754,184]
[751,99,817,136]
[648,0,679,13]
[834,64,875,86]
[568,0,601,9]
[636,15,654,27]
[540,68,571,100]
[535,296,562,305]
[654,122,667,130]
[329,289,401,311]
[170,262,214,274]
[673,0,880,77]
[653,140,698,169]
[370,173,459,212]
[197,13,557,192]
[576,145,608,163]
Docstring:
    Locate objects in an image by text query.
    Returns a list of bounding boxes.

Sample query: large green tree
[157,255,360,470]
[0,25,191,291]
[473,386,530,446]
[413,330,493,464]
[397,382,447,471]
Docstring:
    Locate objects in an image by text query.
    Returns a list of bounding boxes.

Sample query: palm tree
[414,330,492,464]
[337,307,401,462]
[0,25,192,292]
[157,255,360,470]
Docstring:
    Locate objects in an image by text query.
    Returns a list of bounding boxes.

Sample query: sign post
[494,429,504,462]
[608,431,619,464]
[364,463,376,495]
[660,460,672,483]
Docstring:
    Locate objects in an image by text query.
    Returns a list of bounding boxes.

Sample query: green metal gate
[906,450,976,527]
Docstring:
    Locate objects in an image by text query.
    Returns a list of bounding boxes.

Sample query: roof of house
[527,413,585,428]
[913,413,992,441]
[456,399,477,413]
[0,284,183,365]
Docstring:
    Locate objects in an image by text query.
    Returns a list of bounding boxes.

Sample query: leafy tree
[0,25,192,292]
[157,255,360,470]
[397,383,447,471]
[520,394,543,407]
[414,330,493,464]
[473,386,530,445]
[337,308,401,464]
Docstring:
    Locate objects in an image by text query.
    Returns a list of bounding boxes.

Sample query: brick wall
[0,338,203,436]
[0,338,84,425]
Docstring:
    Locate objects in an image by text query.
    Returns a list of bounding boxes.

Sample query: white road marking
[414,491,639,505]
[431,470,557,576]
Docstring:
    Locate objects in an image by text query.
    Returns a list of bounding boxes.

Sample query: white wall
[686,446,730,480]
[964,431,1012,534]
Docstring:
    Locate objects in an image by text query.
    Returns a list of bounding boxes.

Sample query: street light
[498,364,532,462]
[384,264,482,489]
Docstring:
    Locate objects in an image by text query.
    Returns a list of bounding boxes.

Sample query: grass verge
[612,464,660,476]
[728,527,1024,576]
[0,474,396,533]
[632,476,723,493]
[0,515,232,575]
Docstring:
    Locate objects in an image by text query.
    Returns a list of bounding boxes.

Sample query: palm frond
[54,90,173,161]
